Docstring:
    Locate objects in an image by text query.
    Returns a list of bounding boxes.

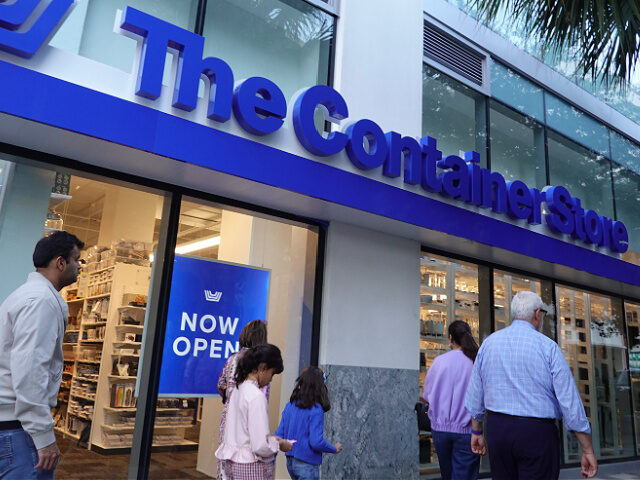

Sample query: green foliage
[470,0,640,87]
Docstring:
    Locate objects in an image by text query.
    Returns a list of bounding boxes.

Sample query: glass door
[625,301,640,454]
[556,286,634,462]
[419,254,479,477]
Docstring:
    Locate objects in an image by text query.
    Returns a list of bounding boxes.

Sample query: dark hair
[290,366,331,412]
[33,231,84,268]
[239,320,267,348]
[449,320,478,362]
[235,344,283,385]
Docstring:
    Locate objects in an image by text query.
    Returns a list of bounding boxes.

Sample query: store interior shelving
[56,245,197,451]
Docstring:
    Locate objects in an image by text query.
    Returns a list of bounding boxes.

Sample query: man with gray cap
[464,290,597,479]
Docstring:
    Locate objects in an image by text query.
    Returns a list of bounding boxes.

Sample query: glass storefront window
[611,131,640,175]
[147,197,320,480]
[545,93,610,157]
[556,286,634,462]
[422,66,487,166]
[610,132,640,264]
[0,158,167,478]
[490,62,545,122]
[493,270,541,331]
[547,131,615,219]
[419,254,480,477]
[0,159,13,223]
[51,0,198,73]
[625,301,640,454]
[612,163,640,258]
[489,101,546,188]
[202,0,334,103]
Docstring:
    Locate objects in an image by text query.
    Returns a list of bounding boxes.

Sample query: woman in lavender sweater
[423,320,480,480]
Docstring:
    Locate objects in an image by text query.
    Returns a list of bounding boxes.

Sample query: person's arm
[470,418,486,456]
[549,345,597,478]
[10,298,61,469]
[575,431,597,478]
[308,407,337,454]
[464,347,486,456]
[246,394,280,458]
[464,347,485,423]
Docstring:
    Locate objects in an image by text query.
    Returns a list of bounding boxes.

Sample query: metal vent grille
[424,22,484,86]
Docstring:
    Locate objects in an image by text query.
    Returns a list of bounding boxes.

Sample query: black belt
[488,411,556,424]
[0,420,22,431]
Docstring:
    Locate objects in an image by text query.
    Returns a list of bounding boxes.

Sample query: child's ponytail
[235,343,283,384]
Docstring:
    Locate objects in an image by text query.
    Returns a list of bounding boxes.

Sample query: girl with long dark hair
[275,367,342,479]
[423,320,480,480]
[217,320,268,478]
[215,344,291,480]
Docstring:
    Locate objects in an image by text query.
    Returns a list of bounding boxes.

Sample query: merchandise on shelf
[110,383,136,408]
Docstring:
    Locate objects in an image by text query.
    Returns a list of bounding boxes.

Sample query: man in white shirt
[0,231,83,479]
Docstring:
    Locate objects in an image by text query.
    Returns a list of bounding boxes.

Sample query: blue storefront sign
[0,3,638,285]
[158,255,270,397]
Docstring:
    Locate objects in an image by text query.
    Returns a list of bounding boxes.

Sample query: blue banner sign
[158,255,270,397]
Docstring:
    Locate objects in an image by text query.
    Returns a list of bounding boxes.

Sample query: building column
[319,222,421,479]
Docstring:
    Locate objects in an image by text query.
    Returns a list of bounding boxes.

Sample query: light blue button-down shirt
[464,320,590,433]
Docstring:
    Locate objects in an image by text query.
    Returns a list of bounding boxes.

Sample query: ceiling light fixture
[175,235,221,254]
[149,235,221,263]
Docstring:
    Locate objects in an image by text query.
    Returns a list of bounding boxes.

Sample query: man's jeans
[0,428,54,479]
[286,456,320,480]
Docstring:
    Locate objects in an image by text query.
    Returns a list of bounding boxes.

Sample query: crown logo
[204,290,222,302]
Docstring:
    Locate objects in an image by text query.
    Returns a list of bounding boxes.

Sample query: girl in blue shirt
[275,367,342,480]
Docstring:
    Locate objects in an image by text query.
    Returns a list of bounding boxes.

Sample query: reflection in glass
[612,162,640,258]
[625,302,640,454]
[547,132,615,219]
[203,0,334,104]
[52,0,198,73]
[422,66,487,166]
[489,101,546,187]
[490,62,544,122]
[611,131,640,176]
[419,254,479,477]
[545,94,610,156]
[493,270,541,331]
[0,159,12,219]
[610,132,640,264]
[556,286,634,462]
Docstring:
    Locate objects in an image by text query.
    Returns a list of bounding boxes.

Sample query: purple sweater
[423,349,474,434]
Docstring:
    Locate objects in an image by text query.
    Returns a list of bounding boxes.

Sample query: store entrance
[0,159,320,479]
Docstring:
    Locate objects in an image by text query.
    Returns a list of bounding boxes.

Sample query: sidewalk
[559,460,640,479]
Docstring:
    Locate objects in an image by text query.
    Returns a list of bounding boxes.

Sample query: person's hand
[35,442,60,471]
[580,451,597,478]
[470,433,486,456]
[275,437,293,453]
[334,442,342,453]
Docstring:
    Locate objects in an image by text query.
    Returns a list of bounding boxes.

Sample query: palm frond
[470,0,640,87]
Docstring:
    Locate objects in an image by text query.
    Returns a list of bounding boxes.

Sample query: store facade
[0,0,638,479]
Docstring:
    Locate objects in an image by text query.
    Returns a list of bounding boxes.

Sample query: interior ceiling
[53,176,222,252]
